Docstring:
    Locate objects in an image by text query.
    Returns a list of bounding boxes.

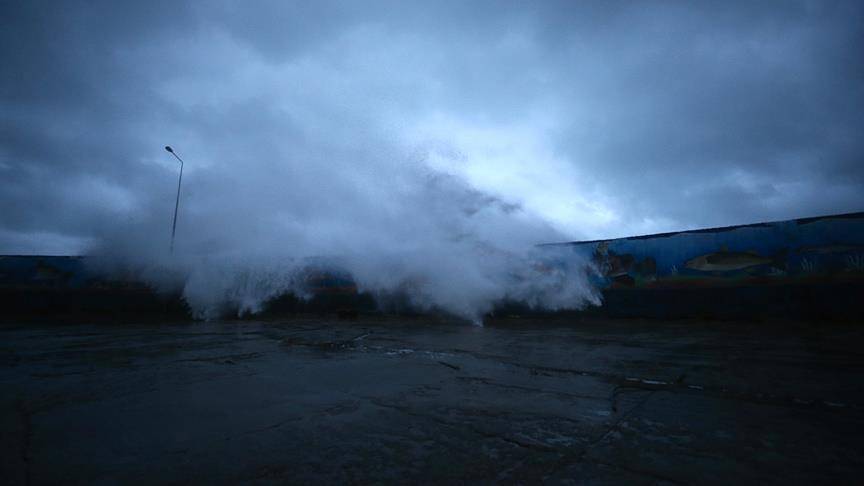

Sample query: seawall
[2,211,862,321]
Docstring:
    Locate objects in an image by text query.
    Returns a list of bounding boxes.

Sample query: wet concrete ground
[1,316,862,484]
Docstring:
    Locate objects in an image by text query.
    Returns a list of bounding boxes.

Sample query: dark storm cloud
[1,0,863,255]
[547,0,864,230]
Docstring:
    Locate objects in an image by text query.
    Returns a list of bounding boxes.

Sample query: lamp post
[164,145,184,253]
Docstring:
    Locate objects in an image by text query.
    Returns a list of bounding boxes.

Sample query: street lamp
[164,145,184,253]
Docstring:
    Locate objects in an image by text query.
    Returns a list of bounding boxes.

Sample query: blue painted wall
[547,212,864,290]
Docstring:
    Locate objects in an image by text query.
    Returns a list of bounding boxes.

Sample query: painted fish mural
[553,211,864,290]
[684,250,776,272]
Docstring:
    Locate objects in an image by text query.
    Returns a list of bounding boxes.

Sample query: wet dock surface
[1,316,863,484]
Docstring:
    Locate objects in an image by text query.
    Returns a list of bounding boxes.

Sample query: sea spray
[89,121,601,322]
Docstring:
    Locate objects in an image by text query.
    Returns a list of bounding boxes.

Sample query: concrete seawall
[3,211,863,321]
[547,211,864,320]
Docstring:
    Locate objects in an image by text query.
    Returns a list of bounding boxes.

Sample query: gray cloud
[3,0,863,242]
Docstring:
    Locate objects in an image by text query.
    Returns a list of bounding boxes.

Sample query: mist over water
[91,126,600,323]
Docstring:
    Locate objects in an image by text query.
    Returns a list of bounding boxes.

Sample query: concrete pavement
[1,316,862,484]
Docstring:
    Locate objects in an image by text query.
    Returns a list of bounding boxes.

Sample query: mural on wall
[2,212,863,294]
[551,212,864,289]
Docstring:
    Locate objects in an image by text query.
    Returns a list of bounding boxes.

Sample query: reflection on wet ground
[1,316,862,484]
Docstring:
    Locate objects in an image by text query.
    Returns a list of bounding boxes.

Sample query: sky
[2,0,863,255]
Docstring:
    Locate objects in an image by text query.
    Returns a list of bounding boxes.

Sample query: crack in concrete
[368,343,864,414]
[288,339,861,415]
[281,331,371,351]
[173,351,264,364]
[366,398,558,454]
[437,360,460,371]
[456,375,607,402]
[539,388,673,483]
